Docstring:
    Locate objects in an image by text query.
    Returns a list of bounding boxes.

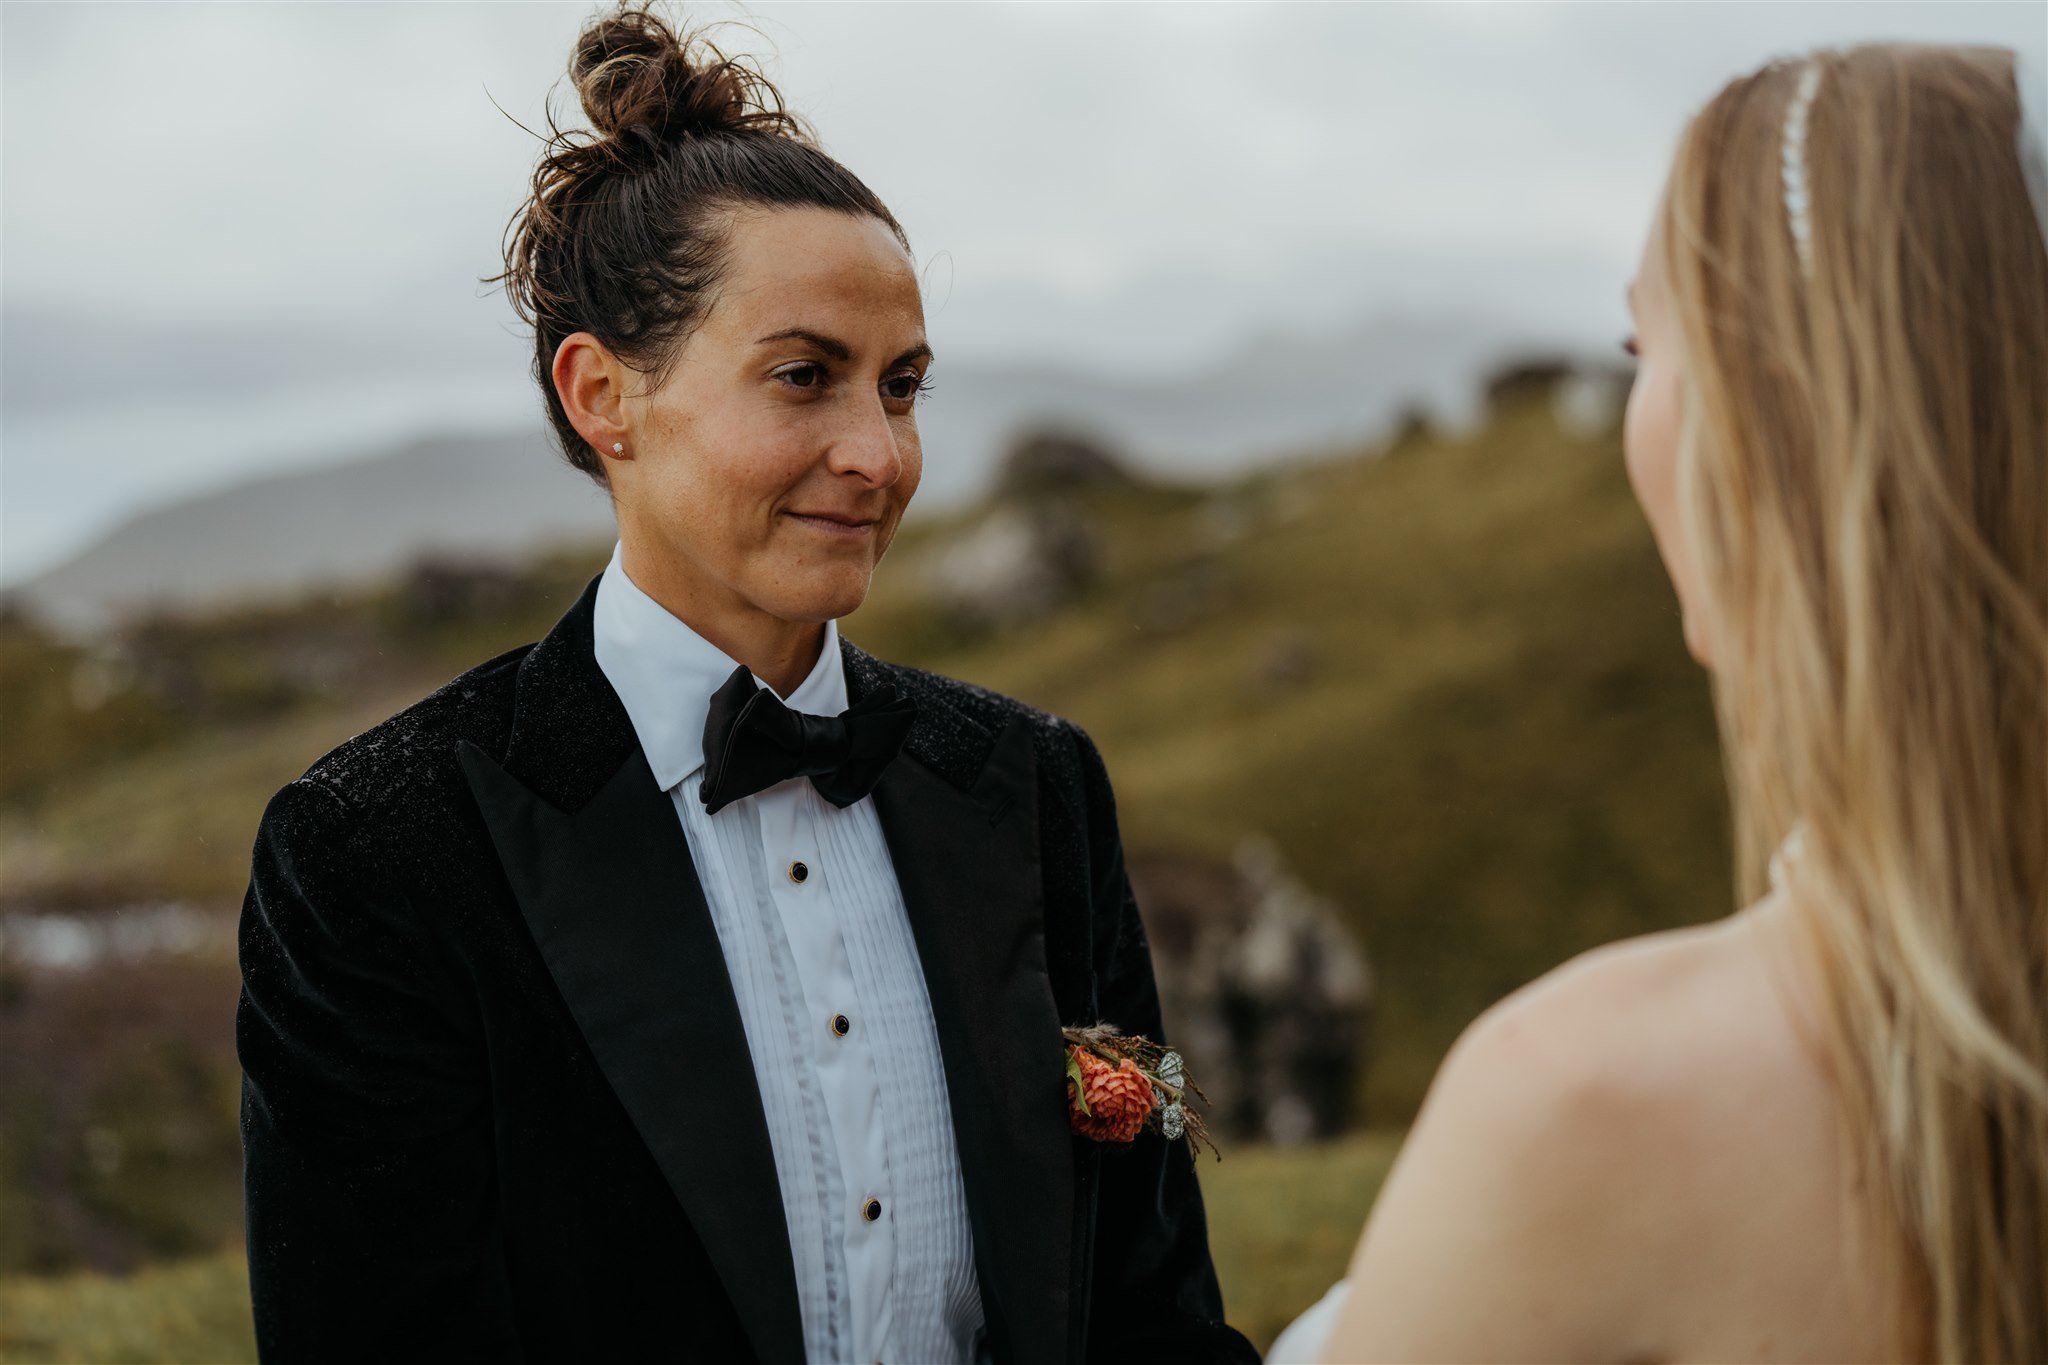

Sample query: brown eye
[881,372,932,405]
[778,363,826,390]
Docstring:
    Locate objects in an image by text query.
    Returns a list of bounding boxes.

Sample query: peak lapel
[460,577,804,1364]
[853,650,1075,1365]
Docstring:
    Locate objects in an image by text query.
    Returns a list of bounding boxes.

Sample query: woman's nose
[827,399,905,486]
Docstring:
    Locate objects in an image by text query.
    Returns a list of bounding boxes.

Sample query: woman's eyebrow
[754,327,852,361]
[752,329,933,370]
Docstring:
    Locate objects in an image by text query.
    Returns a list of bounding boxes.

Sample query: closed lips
[787,511,877,529]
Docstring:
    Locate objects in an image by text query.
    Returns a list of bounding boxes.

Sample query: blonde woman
[1273,44,2048,1364]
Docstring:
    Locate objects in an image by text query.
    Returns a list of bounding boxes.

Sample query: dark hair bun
[495,0,903,484]
[572,3,802,147]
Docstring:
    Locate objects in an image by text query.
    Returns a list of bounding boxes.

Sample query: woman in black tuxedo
[235,5,1251,1362]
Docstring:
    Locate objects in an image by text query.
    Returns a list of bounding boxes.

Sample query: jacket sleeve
[1066,727,1260,1364]
[236,777,519,1363]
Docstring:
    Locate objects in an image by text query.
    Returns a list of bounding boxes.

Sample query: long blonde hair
[1662,44,2048,1362]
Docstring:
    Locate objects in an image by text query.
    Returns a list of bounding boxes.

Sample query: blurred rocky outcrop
[1483,354,1632,437]
[923,502,1100,632]
[1550,366,1631,437]
[1130,838,1372,1144]
[920,428,1138,632]
[995,428,1139,499]
[1483,357,1578,408]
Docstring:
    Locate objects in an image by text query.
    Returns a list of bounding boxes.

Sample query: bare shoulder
[1326,900,1857,1362]
[1447,903,1831,1147]
[1420,901,1847,1263]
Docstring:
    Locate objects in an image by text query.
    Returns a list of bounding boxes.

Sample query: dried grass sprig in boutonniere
[1062,1023,1217,1160]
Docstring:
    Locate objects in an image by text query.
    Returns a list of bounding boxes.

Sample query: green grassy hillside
[0,392,1731,1317]
[860,400,1731,1116]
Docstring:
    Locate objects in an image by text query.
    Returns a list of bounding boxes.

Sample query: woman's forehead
[721,208,918,295]
[707,207,924,345]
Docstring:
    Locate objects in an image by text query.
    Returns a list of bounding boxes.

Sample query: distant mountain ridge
[9,316,1553,632]
[12,429,616,632]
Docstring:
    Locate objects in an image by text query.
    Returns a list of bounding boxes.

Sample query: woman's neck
[617,545,827,697]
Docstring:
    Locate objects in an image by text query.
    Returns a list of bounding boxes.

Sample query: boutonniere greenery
[1062,1023,1216,1158]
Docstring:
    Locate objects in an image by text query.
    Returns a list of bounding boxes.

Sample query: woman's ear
[552,332,633,470]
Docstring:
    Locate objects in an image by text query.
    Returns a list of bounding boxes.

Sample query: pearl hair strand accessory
[1780,61,1824,277]
[1780,48,2048,274]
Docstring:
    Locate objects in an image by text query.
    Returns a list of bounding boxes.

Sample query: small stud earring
[611,441,624,455]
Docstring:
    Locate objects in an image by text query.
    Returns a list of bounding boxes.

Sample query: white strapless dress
[1265,1280,1351,1364]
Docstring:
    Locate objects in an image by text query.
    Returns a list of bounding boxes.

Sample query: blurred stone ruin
[1130,837,1373,1144]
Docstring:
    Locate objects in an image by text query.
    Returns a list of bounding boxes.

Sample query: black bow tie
[698,664,918,816]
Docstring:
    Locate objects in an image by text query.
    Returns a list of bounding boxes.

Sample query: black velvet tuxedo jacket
[236,574,1255,1364]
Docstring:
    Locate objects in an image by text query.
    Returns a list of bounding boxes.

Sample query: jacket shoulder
[863,654,1096,798]
[293,642,530,818]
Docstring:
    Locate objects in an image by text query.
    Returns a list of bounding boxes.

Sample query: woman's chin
[759,570,875,626]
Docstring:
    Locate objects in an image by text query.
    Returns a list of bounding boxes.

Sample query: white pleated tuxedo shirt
[591,544,985,1364]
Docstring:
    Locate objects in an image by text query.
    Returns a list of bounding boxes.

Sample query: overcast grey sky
[3,1,2041,584]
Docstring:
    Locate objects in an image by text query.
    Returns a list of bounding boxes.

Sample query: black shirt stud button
[862,1197,883,1223]
[788,861,809,884]
[831,1013,852,1038]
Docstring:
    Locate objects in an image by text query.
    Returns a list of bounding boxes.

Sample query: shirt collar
[591,541,848,794]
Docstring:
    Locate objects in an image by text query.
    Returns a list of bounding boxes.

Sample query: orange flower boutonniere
[1062,1024,1215,1158]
